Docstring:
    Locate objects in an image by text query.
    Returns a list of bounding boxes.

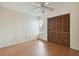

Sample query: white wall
[40,3,79,50]
[70,3,79,50]
[0,7,39,48]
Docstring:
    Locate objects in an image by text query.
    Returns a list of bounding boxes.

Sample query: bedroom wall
[0,7,39,48]
[40,3,79,50]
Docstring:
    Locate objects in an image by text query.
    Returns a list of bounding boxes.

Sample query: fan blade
[44,2,50,6]
[44,6,54,11]
[32,8,41,13]
[32,2,41,7]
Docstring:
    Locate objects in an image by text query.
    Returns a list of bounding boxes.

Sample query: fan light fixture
[32,2,54,16]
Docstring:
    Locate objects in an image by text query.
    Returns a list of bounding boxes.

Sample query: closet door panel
[63,14,70,32]
[51,17,57,32]
[57,16,62,32]
[48,18,52,32]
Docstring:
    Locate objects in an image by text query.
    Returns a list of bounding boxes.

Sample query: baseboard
[0,37,37,48]
[39,37,47,41]
[70,47,79,51]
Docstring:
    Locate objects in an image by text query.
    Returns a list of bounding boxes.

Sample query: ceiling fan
[32,2,54,14]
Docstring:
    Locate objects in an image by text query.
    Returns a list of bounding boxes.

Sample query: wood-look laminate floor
[0,39,79,56]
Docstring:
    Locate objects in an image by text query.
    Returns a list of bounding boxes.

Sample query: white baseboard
[0,37,37,48]
[70,46,79,51]
[39,36,47,41]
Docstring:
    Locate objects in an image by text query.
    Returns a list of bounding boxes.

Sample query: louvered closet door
[48,18,53,41]
[48,14,70,47]
[48,17,57,42]
[62,14,70,47]
[56,16,63,44]
[51,17,57,42]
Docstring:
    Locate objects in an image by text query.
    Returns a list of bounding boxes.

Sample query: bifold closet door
[56,16,63,44]
[48,14,70,47]
[62,14,70,47]
[48,17,57,42]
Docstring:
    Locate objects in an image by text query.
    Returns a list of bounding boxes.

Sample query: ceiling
[0,2,75,16]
